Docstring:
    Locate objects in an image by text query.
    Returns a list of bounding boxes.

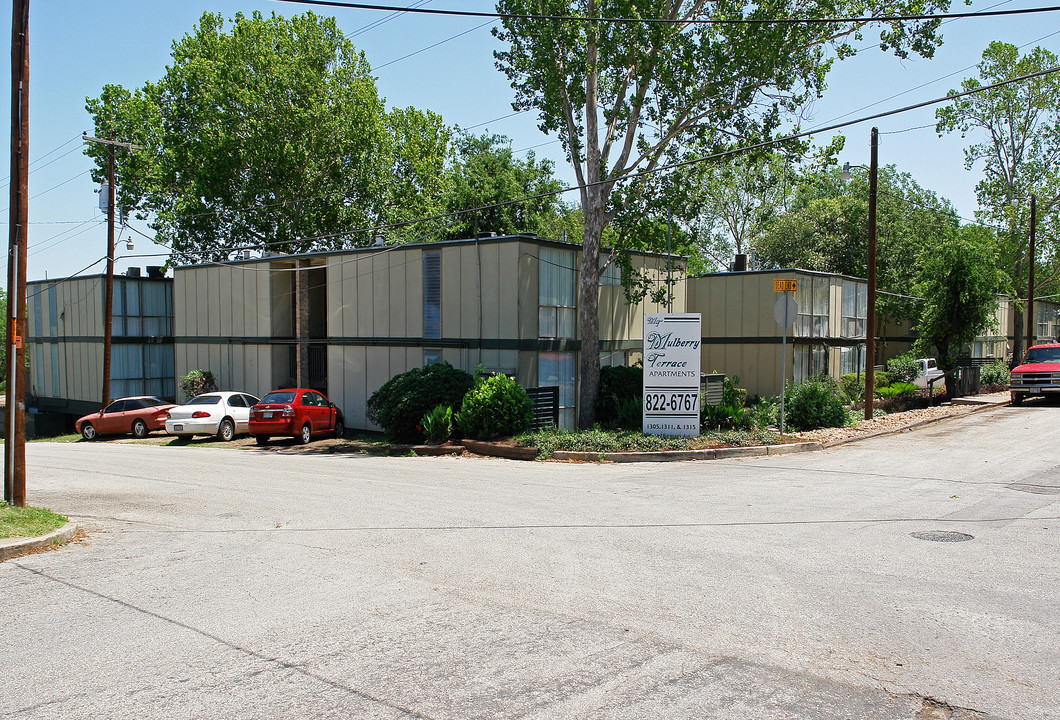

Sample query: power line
[271,0,1060,26]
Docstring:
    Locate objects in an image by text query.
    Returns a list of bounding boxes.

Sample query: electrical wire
[271,0,1060,26]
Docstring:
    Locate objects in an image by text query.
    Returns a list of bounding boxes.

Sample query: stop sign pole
[773,280,798,436]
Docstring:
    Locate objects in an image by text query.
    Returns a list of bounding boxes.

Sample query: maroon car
[76,396,177,441]
[249,388,345,445]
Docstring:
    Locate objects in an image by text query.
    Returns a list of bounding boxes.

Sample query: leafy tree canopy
[936,41,1060,361]
[493,0,951,427]
[87,11,392,262]
[914,225,1006,394]
[753,164,959,318]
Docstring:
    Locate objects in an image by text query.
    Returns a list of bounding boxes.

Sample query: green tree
[936,42,1060,363]
[85,11,391,262]
[493,0,950,428]
[754,165,960,317]
[376,106,453,245]
[443,131,565,240]
[914,225,1005,396]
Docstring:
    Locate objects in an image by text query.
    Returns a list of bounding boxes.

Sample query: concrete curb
[550,442,821,463]
[0,521,79,562]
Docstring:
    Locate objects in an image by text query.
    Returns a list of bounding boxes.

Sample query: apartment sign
[643,313,701,437]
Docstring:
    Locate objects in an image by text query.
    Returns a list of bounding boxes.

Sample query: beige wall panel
[518,243,537,340]
[337,255,357,336]
[326,345,343,411]
[227,268,244,337]
[389,255,408,338]
[389,348,409,386]
[497,243,519,338]
[337,346,368,430]
[251,268,268,337]
[480,244,501,339]
[271,267,294,338]
[356,256,375,338]
[461,247,481,338]
[365,346,391,424]
[372,254,391,338]
[325,261,343,338]
[405,252,423,338]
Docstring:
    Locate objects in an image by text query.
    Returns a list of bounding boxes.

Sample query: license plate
[1030,387,1041,394]
[173,424,183,431]
[264,412,273,419]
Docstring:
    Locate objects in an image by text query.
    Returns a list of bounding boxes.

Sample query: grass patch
[514,426,783,459]
[0,501,68,539]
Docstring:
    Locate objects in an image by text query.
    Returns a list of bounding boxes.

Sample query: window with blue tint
[423,250,441,339]
[841,280,866,339]
[538,351,575,429]
[539,247,576,339]
[47,285,58,336]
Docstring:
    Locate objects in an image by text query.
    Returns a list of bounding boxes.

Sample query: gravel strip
[794,403,984,445]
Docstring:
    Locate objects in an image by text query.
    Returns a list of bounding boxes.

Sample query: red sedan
[249,388,345,445]
[76,396,177,441]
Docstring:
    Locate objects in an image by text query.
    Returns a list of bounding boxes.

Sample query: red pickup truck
[1009,343,1060,405]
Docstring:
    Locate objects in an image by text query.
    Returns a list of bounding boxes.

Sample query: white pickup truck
[913,358,946,389]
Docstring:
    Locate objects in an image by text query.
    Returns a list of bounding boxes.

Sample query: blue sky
[1,0,1057,280]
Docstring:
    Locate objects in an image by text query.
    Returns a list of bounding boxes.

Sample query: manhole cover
[911,531,974,542]
[1008,483,1060,495]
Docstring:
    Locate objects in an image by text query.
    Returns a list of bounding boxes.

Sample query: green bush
[456,373,533,440]
[179,369,217,400]
[420,404,453,444]
[747,396,779,429]
[979,358,1010,386]
[840,373,864,404]
[783,377,849,431]
[876,382,918,398]
[873,370,892,389]
[595,365,642,430]
[887,352,918,384]
[367,363,475,442]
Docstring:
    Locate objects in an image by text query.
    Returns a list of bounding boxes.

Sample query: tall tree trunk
[577,186,605,429]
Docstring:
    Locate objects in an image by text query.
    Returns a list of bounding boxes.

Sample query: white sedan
[164,391,261,441]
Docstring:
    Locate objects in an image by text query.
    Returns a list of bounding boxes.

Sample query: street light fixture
[841,128,879,421]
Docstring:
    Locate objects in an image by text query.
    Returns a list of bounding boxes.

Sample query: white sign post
[643,313,702,437]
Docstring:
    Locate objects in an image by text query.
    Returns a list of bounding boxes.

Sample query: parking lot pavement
[3,405,1057,719]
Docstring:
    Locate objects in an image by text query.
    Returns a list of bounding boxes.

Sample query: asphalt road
[2,404,1058,719]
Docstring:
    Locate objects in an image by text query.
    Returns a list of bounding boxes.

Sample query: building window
[539,247,576,339]
[795,277,829,338]
[839,345,862,375]
[112,280,174,338]
[423,250,441,340]
[794,344,827,382]
[538,351,575,429]
[600,350,628,367]
[600,257,621,286]
[423,349,442,366]
[841,280,866,338]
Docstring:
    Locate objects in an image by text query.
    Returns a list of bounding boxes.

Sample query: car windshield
[188,395,221,405]
[1022,347,1060,364]
[262,391,296,404]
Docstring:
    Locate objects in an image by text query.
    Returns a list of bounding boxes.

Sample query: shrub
[783,377,849,431]
[840,373,864,404]
[875,382,918,398]
[456,373,533,439]
[887,352,919,384]
[179,369,217,400]
[595,365,642,430]
[873,370,892,389]
[367,363,475,442]
[979,358,1010,386]
[420,404,453,444]
[747,396,779,429]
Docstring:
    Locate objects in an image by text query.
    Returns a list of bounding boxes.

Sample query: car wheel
[217,418,235,442]
[81,423,97,441]
[255,435,269,446]
[334,417,345,439]
[1011,393,1024,406]
[298,423,312,445]
[132,419,148,438]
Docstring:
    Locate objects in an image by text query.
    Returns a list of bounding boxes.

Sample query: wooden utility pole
[1025,194,1037,353]
[83,134,140,407]
[863,127,878,422]
[5,0,29,507]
